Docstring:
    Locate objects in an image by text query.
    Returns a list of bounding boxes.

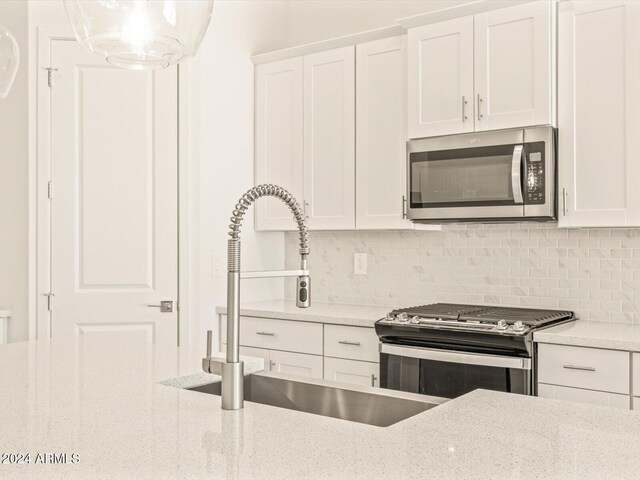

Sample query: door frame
[31,26,193,346]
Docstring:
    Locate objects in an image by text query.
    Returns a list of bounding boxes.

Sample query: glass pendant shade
[0,24,19,99]
[63,0,214,71]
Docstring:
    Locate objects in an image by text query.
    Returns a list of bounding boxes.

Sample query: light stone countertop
[534,320,640,352]
[2,335,640,479]
[215,300,391,327]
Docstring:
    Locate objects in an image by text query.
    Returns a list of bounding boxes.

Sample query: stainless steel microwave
[407,126,557,223]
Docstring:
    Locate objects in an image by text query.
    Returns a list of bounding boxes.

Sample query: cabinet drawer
[538,383,630,410]
[324,324,379,362]
[538,343,630,394]
[270,351,323,379]
[221,315,322,355]
[324,357,379,387]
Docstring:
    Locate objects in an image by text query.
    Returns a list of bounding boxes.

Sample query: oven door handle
[511,144,524,205]
[380,343,531,370]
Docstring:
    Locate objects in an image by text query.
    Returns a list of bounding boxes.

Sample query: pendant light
[0,24,19,99]
[63,0,214,71]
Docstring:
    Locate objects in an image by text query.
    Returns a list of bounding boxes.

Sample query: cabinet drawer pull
[477,94,483,120]
[562,364,596,372]
[256,331,275,336]
[371,374,377,387]
[338,340,361,346]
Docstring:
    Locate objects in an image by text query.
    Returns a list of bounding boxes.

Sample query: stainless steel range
[375,303,575,399]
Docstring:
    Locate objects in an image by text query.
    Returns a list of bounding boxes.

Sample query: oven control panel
[525,147,545,205]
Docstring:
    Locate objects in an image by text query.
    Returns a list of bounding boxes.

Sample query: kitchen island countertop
[1,335,640,479]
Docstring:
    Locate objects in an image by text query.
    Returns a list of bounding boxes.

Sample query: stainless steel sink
[188,371,445,427]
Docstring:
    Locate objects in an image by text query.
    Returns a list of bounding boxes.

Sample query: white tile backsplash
[284,224,640,323]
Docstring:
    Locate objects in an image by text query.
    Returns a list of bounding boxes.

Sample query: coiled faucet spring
[228,184,310,255]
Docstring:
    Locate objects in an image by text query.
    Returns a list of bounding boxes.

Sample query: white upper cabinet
[356,36,413,230]
[254,58,304,231]
[407,17,474,139]
[406,0,552,138]
[558,0,640,227]
[474,1,552,131]
[303,46,356,230]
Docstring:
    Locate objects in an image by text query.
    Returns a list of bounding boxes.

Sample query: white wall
[183,0,290,349]
[0,1,29,342]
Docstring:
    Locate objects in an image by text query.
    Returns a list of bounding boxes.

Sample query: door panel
[303,46,355,230]
[50,40,178,345]
[475,0,552,130]
[324,357,379,387]
[355,36,412,230]
[254,57,304,231]
[407,16,474,138]
[269,350,323,379]
[558,0,640,227]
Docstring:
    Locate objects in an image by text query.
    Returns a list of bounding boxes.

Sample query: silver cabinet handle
[338,340,361,346]
[371,374,377,387]
[477,93,483,120]
[256,331,275,336]
[206,330,212,357]
[562,187,567,216]
[461,96,468,122]
[269,360,276,370]
[563,364,596,372]
[401,195,407,219]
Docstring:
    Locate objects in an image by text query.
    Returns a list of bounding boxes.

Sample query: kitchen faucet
[202,185,310,410]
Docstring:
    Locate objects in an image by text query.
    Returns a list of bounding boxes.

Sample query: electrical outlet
[354,253,367,275]
[211,254,225,278]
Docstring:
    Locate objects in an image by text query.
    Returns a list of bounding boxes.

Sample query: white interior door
[49,40,178,345]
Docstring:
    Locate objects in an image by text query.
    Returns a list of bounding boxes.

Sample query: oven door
[407,128,526,222]
[379,344,532,399]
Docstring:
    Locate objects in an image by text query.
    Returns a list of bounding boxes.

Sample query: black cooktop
[375,303,575,357]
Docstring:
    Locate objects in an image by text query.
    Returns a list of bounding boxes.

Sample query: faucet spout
[205,185,311,410]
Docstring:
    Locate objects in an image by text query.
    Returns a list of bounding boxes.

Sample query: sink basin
[188,371,445,427]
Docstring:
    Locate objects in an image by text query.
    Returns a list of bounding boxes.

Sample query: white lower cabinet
[324,357,379,387]
[538,383,630,410]
[537,342,634,410]
[269,350,323,379]
[219,314,381,387]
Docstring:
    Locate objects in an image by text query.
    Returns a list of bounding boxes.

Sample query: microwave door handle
[511,144,524,204]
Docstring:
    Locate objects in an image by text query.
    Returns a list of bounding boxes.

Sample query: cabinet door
[324,357,379,388]
[407,17,474,138]
[355,36,412,230]
[303,46,356,230]
[269,350,323,379]
[474,0,552,131]
[538,383,630,410]
[239,346,271,372]
[558,1,640,227]
[254,58,304,231]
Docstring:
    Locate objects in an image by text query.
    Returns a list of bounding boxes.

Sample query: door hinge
[46,67,58,88]
[47,181,53,199]
[42,293,55,312]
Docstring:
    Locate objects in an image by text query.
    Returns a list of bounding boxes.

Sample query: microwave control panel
[525,148,545,205]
